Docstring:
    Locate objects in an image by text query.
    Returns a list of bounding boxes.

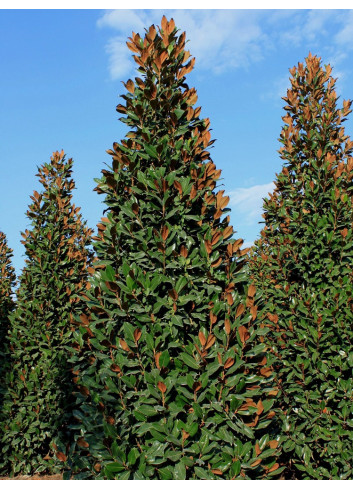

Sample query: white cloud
[104,35,135,80]
[96,9,269,79]
[335,10,353,46]
[229,182,275,226]
[274,10,342,48]
[97,9,146,32]
[96,9,353,86]
[261,73,292,104]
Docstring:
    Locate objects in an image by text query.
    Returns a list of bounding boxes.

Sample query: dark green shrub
[0,231,16,406]
[67,17,280,480]
[0,151,94,476]
[250,54,353,479]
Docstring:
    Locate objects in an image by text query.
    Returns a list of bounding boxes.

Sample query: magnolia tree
[1,151,94,476]
[250,54,353,479]
[67,17,280,480]
[0,232,16,407]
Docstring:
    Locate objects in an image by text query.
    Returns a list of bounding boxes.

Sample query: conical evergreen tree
[1,151,94,476]
[0,231,16,406]
[68,17,280,480]
[250,54,353,479]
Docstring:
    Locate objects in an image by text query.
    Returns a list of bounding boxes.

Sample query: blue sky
[1,9,353,274]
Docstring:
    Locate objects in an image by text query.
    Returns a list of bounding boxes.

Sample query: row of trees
[0,17,352,480]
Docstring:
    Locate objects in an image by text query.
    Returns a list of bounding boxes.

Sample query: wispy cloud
[104,36,135,80]
[334,10,353,46]
[96,9,353,87]
[97,9,269,79]
[229,182,275,226]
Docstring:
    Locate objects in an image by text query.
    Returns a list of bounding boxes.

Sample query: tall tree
[67,17,280,480]
[250,54,353,479]
[1,151,94,476]
[0,231,16,406]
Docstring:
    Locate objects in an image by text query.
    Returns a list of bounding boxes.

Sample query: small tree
[1,151,94,476]
[0,231,16,406]
[250,54,353,479]
[67,17,280,480]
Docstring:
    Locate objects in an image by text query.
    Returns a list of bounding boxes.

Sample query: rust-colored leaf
[256,400,264,415]
[174,180,183,195]
[110,364,121,373]
[236,303,245,318]
[210,311,217,325]
[211,469,223,475]
[250,305,258,320]
[269,440,279,449]
[238,325,249,345]
[182,429,189,441]
[211,231,221,246]
[204,240,212,255]
[161,225,169,241]
[80,314,89,325]
[79,386,90,397]
[211,256,222,268]
[161,15,168,32]
[168,288,178,301]
[224,358,234,369]
[125,79,135,94]
[268,463,280,473]
[77,437,89,448]
[205,334,216,350]
[224,318,231,335]
[239,400,257,411]
[135,77,145,89]
[56,451,67,462]
[267,312,278,324]
[268,390,278,397]
[149,84,157,99]
[251,458,262,467]
[255,443,261,456]
[223,226,233,239]
[134,328,142,342]
[341,228,348,238]
[155,352,161,369]
[260,367,272,378]
[198,331,206,346]
[189,184,197,199]
[194,106,201,118]
[148,24,156,40]
[186,106,194,121]
[248,284,256,297]
[180,245,188,257]
[119,338,130,352]
[126,41,140,53]
[157,381,166,393]
[187,83,197,103]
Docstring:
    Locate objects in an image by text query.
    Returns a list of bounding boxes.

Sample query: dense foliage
[66,17,280,480]
[0,151,94,476]
[250,54,353,479]
[0,231,16,408]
